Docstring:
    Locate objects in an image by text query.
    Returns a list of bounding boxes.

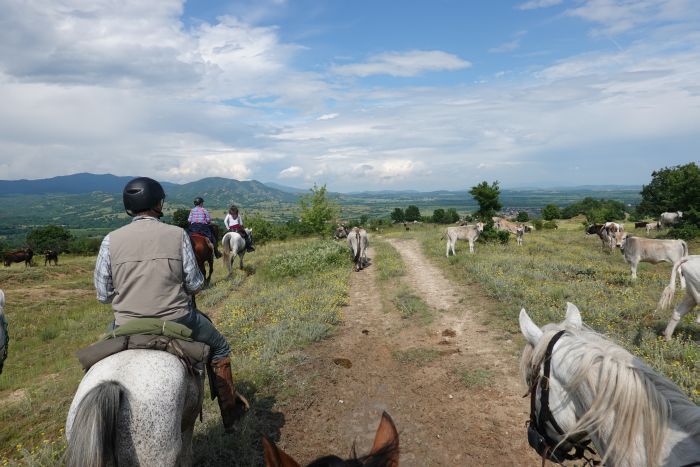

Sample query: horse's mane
[520,326,700,467]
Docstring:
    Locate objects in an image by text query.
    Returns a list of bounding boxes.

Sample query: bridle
[526,330,600,466]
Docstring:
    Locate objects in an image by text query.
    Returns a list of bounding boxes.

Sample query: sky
[0,0,698,191]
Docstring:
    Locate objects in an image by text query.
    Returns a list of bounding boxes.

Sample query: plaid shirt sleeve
[182,231,204,293]
[94,234,115,303]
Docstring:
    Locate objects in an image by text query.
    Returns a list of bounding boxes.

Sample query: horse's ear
[564,302,583,329]
[369,411,399,466]
[519,308,542,346]
[262,437,301,467]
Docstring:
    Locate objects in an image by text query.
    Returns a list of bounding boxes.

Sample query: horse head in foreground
[263,411,399,467]
[65,349,204,467]
[519,303,700,467]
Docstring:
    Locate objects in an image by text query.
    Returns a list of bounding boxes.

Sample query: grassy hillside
[388,221,699,402]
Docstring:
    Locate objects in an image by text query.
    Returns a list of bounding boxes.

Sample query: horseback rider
[188,197,222,258]
[94,177,248,433]
[224,205,255,252]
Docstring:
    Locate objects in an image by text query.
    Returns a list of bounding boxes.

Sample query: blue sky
[0,0,698,191]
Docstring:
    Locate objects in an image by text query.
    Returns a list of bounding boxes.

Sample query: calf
[657,256,700,340]
[645,222,659,234]
[586,224,614,251]
[515,226,524,246]
[619,235,688,286]
[445,222,484,255]
[45,250,59,266]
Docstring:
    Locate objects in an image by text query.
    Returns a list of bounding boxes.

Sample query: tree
[541,204,561,221]
[445,208,460,223]
[432,208,446,224]
[172,208,190,229]
[390,208,405,223]
[26,225,74,252]
[638,163,700,217]
[516,211,529,222]
[469,181,502,221]
[298,184,338,236]
[405,205,421,222]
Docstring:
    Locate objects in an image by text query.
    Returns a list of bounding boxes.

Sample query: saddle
[76,319,210,375]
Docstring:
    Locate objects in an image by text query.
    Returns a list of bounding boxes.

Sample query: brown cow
[3,248,33,267]
[45,250,59,266]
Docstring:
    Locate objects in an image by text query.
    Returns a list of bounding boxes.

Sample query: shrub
[665,224,700,241]
[516,211,529,222]
[533,219,543,230]
[245,214,274,245]
[26,225,74,252]
[542,204,561,220]
[542,221,559,230]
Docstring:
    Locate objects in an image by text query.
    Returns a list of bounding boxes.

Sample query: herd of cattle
[2,248,59,267]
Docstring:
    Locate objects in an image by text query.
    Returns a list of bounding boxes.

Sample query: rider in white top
[224,205,254,252]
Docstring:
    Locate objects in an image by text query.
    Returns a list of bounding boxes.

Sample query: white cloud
[489,40,522,53]
[331,50,471,77]
[165,151,254,181]
[317,113,339,121]
[279,166,303,178]
[517,0,562,10]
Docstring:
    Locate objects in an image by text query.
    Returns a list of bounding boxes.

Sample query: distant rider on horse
[224,205,255,252]
[188,197,222,258]
[94,177,248,433]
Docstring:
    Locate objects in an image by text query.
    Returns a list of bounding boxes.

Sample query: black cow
[45,250,59,266]
[3,248,33,267]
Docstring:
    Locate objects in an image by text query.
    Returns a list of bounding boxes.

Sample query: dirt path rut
[277,239,539,466]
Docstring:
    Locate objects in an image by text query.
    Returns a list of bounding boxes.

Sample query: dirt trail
[277,239,539,466]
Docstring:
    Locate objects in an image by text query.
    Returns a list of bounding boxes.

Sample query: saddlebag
[77,334,210,375]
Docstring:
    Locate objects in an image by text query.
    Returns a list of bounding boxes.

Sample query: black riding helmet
[123,177,166,217]
[193,197,204,206]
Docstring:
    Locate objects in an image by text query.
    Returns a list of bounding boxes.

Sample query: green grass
[373,239,406,282]
[1,237,351,466]
[455,367,495,389]
[393,288,433,324]
[408,220,700,402]
[392,347,440,366]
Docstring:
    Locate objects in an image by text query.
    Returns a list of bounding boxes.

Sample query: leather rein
[527,330,600,466]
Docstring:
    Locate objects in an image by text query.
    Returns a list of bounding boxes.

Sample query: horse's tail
[66,380,124,467]
[222,233,232,255]
[352,232,361,264]
[657,258,685,311]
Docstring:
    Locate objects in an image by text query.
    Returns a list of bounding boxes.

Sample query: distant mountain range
[0,173,642,232]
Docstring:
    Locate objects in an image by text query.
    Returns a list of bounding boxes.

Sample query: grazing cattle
[493,217,519,234]
[645,222,660,234]
[634,221,649,229]
[659,211,683,228]
[347,227,368,272]
[334,225,349,240]
[618,235,688,286]
[523,224,534,233]
[44,250,59,266]
[445,222,484,256]
[3,248,33,267]
[515,226,524,246]
[586,224,614,250]
[657,256,700,340]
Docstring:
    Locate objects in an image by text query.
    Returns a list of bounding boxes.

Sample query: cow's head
[476,222,484,232]
[617,233,629,250]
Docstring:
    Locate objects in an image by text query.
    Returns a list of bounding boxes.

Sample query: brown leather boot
[210,357,250,432]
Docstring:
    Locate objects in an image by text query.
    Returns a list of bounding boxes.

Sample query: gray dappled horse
[222,228,253,276]
[65,350,203,467]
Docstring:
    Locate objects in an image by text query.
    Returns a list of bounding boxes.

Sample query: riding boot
[210,357,249,433]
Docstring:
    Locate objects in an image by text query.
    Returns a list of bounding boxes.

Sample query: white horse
[66,350,204,467]
[519,303,700,467]
[347,227,368,272]
[221,228,252,276]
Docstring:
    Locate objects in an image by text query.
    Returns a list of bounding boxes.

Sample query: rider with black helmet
[94,177,248,433]
[188,197,222,258]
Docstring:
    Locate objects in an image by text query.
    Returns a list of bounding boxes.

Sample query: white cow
[659,211,683,228]
[657,256,700,340]
[445,222,484,256]
[347,227,368,271]
[515,226,524,246]
[493,217,519,234]
[618,235,688,286]
[645,222,659,234]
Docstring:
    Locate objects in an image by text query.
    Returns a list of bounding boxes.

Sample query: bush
[245,214,274,245]
[665,224,700,241]
[478,224,510,244]
[516,211,529,222]
[26,225,73,252]
[542,221,559,230]
[69,236,103,255]
[542,204,561,221]
[533,219,543,230]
